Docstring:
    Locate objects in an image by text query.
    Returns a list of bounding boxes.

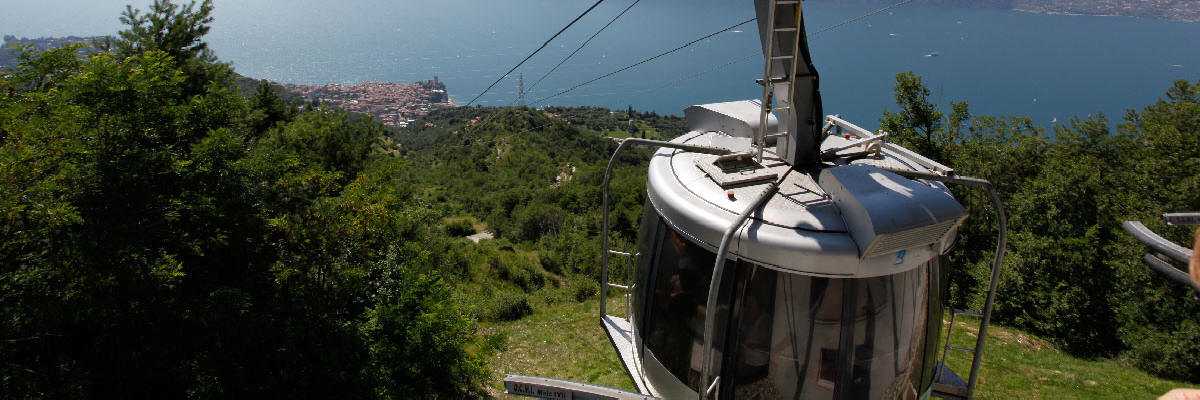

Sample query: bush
[572,276,599,303]
[361,271,488,398]
[496,251,547,292]
[1126,321,1200,382]
[445,218,476,237]
[486,291,533,321]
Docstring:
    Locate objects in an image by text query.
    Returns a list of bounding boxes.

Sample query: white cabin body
[608,100,967,399]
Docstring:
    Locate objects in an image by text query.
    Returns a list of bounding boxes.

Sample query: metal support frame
[820,131,888,159]
[698,175,786,399]
[600,138,731,320]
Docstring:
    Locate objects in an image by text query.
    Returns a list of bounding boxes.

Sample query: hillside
[392,71,1200,395]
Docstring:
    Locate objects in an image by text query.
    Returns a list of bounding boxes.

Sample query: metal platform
[601,315,660,397]
[504,374,657,400]
[932,362,970,399]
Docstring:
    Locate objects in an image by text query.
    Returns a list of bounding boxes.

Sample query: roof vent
[819,164,968,259]
[684,100,777,139]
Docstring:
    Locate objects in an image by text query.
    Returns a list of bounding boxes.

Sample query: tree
[6,42,86,91]
[880,71,947,160]
[1,2,493,398]
[248,80,296,135]
[115,0,230,97]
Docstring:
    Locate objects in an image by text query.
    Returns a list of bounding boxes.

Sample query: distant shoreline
[808,0,1200,23]
[1013,8,1200,23]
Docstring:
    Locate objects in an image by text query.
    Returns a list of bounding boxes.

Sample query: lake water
[5,0,1200,129]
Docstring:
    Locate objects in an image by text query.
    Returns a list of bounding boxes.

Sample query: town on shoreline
[283,78,454,128]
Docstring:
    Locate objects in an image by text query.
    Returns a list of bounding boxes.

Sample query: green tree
[115,0,230,97]
[1,2,491,398]
[881,71,948,160]
[248,80,296,136]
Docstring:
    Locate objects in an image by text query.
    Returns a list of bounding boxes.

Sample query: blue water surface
[4,0,1200,129]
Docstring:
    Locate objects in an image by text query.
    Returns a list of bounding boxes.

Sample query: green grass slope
[941,316,1188,399]
[483,299,1189,398]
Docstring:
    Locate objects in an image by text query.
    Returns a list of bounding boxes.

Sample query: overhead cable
[465,0,607,106]
[612,52,757,108]
[608,0,915,107]
[530,17,756,105]
[522,0,642,101]
[809,0,912,36]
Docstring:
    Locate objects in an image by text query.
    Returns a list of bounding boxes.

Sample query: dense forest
[2,0,1199,398]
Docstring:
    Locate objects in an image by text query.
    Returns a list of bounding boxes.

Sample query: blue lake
[6,0,1200,129]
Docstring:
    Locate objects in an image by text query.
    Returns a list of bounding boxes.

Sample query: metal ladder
[934,309,984,399]
[755,0,804,164]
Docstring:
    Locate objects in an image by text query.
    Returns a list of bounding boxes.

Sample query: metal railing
[826,115,956,176]
[600,138,731,320]
[1123,219,1197,291]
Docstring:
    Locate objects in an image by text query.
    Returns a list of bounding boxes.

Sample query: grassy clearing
[481,297,1191,398]
[480,296,635,396]
[441,215,487,233]
[941,316,1188,399]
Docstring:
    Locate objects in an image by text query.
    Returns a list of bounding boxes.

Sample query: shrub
[486,291,533,321]
[496,251,546,292]
[1126,321,1200,382]
[445,218,476,237]
[572,276,599,303]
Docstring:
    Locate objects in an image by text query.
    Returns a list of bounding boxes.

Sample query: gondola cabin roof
[646,110,967,278]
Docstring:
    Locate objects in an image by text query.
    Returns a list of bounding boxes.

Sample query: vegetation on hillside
[882,71,1200,382]
[0,1,486,397]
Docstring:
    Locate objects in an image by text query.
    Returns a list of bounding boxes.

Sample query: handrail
[827,115,956,176]
[1123,221,1192,264]
[878,167,1006,399]
[697,176,783,399]
[1142,253,1198,290]
[601,138,732,319]
[1163,212,1200,226]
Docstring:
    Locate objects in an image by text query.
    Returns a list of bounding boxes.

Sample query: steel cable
[522,0,642,101]
[465,0,607,106]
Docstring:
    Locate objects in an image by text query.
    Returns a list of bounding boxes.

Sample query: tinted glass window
[726,262,939,400]
[644,228,717,389]
[632,201,662,348]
